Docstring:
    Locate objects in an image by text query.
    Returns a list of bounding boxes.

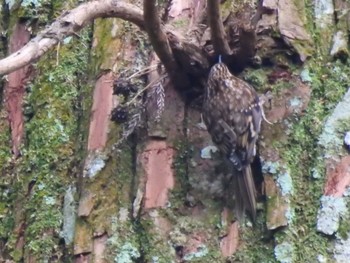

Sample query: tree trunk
[1,1,350,263]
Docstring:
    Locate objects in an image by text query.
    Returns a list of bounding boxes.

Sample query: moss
[243,69,268,90]
[273,48,350,263]
[1,27,92,260]
[90,18,124,74]
[106,215,142,262]
[235,7,350,259]
[0,112,11,167]
[234,217,276,262]
[137,214,176,263]
[337,215,350,240]
[167,215,223,262]
[168,139,192,208]
[74,218,93,253]
[318,89,350,158]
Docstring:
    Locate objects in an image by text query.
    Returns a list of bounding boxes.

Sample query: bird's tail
[233,165,257,221]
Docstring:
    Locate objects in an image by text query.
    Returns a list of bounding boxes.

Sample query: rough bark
[1,0,350,263]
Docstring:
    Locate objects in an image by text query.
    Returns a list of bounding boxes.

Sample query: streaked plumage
[203,62,262,220]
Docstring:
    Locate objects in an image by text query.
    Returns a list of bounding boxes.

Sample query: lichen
[183,245,209,261]
[288,97,303,113]
[200,145,218,159]
[316,195,347,235]
[334,234,350,263]
[300,68,312,82]
[60,186,76,245]
[106,214,142,262]
[83,151,108,178]
[276,172,293,196]
[314,0,334,29]
[330,31,349,59]
[274,242,294,263]
[262,160,280,174]
[114,242,141,263]
[262,161,293,196]
[318,89,350,158]
[317,254,327,263]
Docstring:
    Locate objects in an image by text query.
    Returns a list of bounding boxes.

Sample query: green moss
[82,143,134,235]
[3,28,92,260]
[0,115,11,167]
[243,69,268,90]
[106,215,142,262]
[168,140,192,208]
[336,214,350,240]
[273,50,350,263]
[166,215,223,262]
[137,215,175,263]
[234,217,276,262]
[91,18,124,74]
[0,114,13,243]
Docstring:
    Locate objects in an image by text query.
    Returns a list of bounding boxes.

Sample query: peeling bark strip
[220,221,239,257]
[4,23,31,157]
[87,72,115,151]
[141,140,175,209]
[277,0,312,61]
[324,156,350,197]
[93,234,108,263]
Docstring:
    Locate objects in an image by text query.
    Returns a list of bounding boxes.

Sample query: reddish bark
[324,156,350,197]
[4,23,31,157]
[87,72,115,151]
[75,254,89,263]
[220,221,239,257]
[93,234,108,263]
[141,140,175,209]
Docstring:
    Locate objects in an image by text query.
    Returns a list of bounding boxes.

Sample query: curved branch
[0,0,144,75]
[143,0,179,77]
[207,0,231,57]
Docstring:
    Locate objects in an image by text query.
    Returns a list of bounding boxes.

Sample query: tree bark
[1,0,350,263]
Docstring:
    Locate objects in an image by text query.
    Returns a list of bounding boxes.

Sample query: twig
[0,0,144,75]
[126,64,159,80]
[126,75,167,106]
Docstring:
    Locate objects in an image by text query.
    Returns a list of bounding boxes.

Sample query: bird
[203,57,262,220]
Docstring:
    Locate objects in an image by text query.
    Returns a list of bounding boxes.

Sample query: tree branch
[0,0,144,75]
[143,0,179,78]
[207,0,231,57]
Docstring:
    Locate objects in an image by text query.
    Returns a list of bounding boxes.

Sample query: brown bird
[203,59,262,220]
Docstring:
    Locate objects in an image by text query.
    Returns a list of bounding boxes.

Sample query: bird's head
[205,62,232,99]
[208,62,231,82]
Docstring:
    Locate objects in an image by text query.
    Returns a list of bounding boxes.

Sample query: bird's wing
[220,76,262,165]
[204,116,237,157]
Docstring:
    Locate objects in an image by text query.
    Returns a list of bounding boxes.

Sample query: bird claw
[259,92,273,125]
[261,106,273,125]
[196,114,208,130]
